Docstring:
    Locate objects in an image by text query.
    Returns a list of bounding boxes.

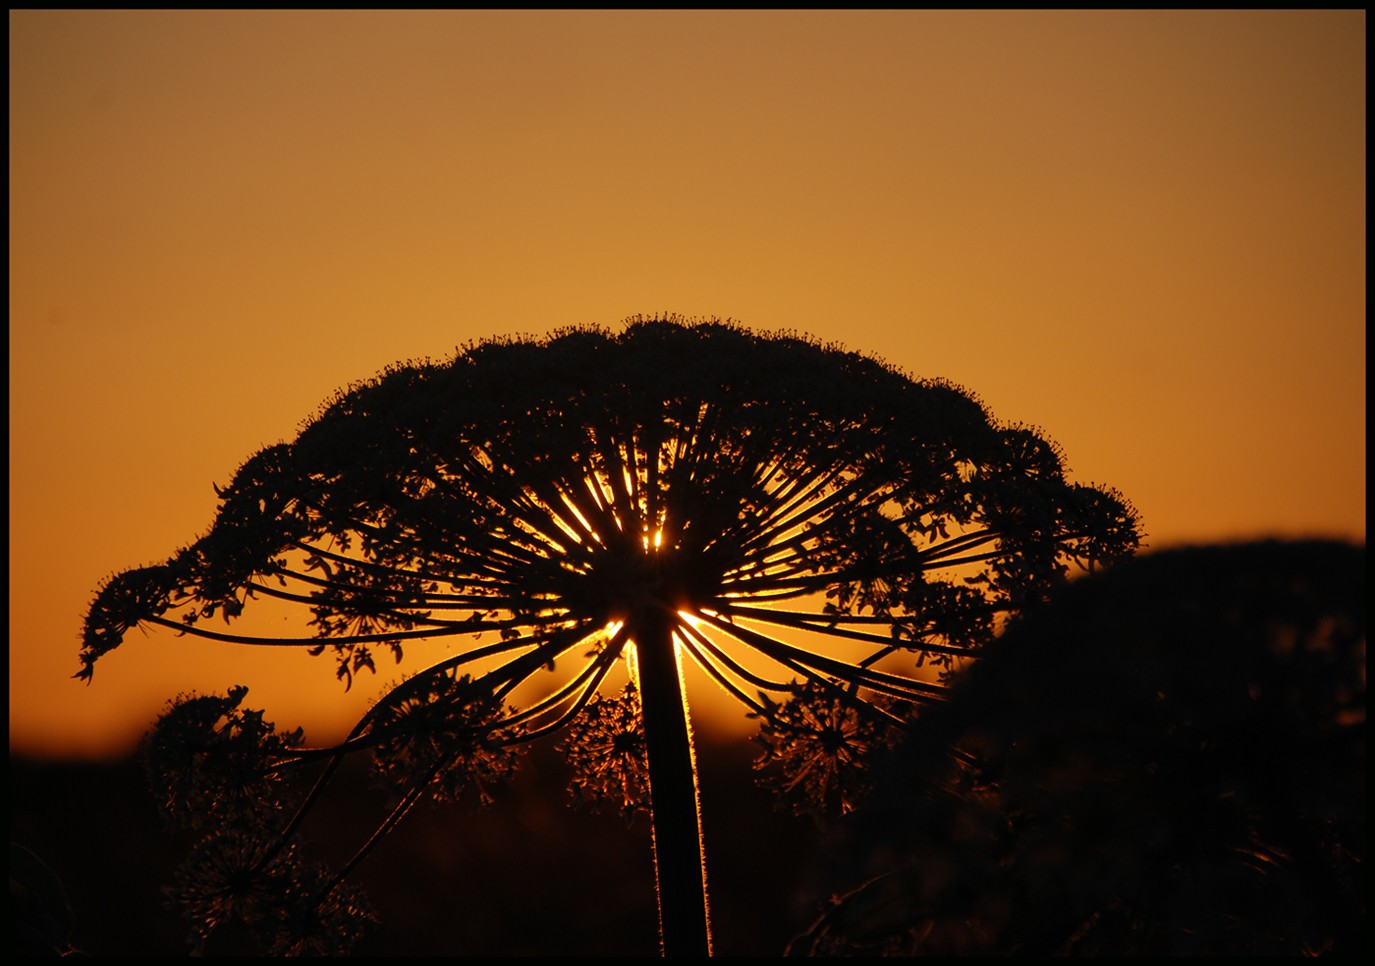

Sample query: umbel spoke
[79,316,1140,956]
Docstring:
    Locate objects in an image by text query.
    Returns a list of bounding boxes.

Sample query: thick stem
[635,605,712,957]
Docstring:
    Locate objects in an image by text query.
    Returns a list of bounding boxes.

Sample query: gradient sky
[10,10,1365,759]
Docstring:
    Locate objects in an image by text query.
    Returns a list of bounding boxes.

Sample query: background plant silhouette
[792,539,1366,956]
[79,316,1140,955]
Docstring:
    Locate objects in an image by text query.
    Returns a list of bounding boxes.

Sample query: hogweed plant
[79,317,1140,955]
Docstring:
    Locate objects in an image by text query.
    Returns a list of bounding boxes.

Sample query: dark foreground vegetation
[11,736,819,956]
[796,540,1366,956]
[16,539,1365,957]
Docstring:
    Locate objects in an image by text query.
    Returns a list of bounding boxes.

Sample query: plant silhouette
[793,539,1366,956]
[79,317,1140,955]
[10,843,81,956]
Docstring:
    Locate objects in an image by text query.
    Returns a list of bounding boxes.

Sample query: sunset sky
[10,10,1365,760]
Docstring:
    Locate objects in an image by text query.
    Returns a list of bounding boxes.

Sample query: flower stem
[636,606,712,956]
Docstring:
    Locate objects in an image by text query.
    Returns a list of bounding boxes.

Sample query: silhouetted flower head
[79,317,1141,951]
[173,830,301,947]
[265,861,376,957]
[560,683,651,820]
[144,685,304,831]
[369,671,524,805]
[172,830,375,956]
[751,682,903,817]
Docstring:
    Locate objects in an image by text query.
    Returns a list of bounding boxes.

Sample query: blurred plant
[78,317,1138,955]
[792,540,1366,957]
[10,843,82,957]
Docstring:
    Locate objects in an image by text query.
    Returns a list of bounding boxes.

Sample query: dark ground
[10,736,826,957]
[15,541,1365,957]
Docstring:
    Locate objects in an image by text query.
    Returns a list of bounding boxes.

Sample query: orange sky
[9,10,1365,760]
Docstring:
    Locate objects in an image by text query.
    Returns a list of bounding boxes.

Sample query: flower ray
[718,602,976,659]
[693,609,946,704]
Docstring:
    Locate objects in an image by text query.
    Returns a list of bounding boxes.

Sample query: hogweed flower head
[172,829,375,956]
[144,684,304,832]
[80,317,1140,954]
[560,683,652,820]
[369,670,524,806]
[751,681,903,818]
